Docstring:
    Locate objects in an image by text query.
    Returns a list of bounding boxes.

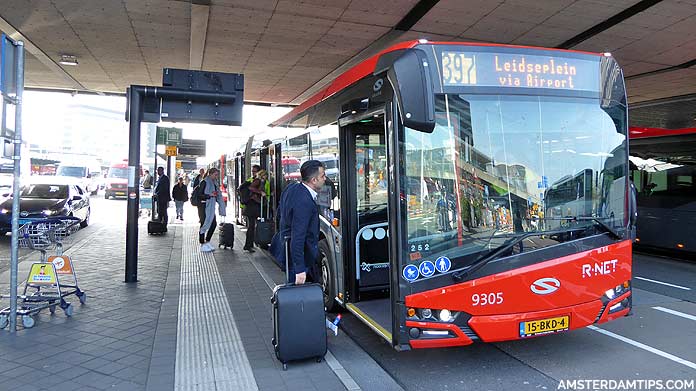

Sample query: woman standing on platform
[198,168,226,252]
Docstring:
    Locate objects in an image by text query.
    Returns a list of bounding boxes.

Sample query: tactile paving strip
[175,225,258,390]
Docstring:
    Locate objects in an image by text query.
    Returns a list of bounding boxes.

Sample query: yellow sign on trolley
[27,263,57,286]
[165,145,177,157]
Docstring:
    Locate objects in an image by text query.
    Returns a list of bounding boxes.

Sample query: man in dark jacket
[192,168,205,189]
[172,176,189,220]
[271,160,326,284]
[154,166,171,227]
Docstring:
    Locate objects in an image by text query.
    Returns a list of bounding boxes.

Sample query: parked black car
[0,180,90,235]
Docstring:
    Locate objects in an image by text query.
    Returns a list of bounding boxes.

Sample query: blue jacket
[271,182,319,277]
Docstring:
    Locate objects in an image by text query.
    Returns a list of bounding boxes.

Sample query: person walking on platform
[192,168,205,189]
[271,160,326,284]
[154,166,171,228]
[198,168,226,252]
[242,169,267,252]
[172,177,188,220]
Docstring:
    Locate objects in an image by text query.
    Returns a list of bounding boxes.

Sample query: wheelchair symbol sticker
[435,257,451,273]
[419,261,435,278]
[402,265,419,282]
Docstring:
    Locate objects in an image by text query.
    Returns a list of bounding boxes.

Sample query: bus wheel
[318,240,339,313]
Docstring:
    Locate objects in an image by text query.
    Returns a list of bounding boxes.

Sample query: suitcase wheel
[316,357,323,363]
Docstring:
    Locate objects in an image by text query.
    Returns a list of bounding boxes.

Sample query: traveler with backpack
[242,169,267,252]
[196,168,226,252]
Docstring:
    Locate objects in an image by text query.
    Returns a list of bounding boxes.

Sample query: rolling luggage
[147,220,167,235]
[271,236,327,370]
[148,195,167,235]
[219,222,235,249]
[255,197,274,246]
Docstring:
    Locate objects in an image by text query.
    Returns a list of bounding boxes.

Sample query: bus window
[314,124,340,227]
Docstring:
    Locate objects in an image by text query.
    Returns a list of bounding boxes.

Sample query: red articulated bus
[242,40,634,350]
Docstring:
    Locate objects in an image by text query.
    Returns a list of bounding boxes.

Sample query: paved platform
[0,210,402,391]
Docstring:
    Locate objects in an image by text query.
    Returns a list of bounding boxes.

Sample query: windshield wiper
[572,217,622,239]
[451,226,596,282]
[452,232,533,282]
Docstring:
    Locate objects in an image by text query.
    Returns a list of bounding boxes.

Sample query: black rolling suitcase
[148,195,167,235]
[255,198,274,246]
[271,236,327,370]
[218,222,235,249]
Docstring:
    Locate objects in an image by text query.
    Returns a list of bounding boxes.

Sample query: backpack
[237,180,252,205]
[190,180,206,207]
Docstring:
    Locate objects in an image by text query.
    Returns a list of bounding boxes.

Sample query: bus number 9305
[472,292,504,306]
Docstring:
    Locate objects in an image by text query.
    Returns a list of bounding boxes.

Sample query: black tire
[80,208,90,228]
[318,239,340,312]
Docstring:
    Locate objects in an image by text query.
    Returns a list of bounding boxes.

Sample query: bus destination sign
[441,51,599,92]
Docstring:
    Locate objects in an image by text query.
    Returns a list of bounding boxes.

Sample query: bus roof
[629,126,696,139]
[270,40,603,128]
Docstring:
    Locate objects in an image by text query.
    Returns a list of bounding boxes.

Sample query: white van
[55,161,101,195]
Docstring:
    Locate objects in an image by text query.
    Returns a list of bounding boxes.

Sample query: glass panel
[402,93,627,273]
[313,124,340,226]
[282,133,310,186]
[356,132,388,226]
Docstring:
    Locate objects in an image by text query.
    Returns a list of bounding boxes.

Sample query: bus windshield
[402,93,627,272]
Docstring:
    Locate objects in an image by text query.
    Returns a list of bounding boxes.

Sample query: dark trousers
[157,199,169,225]
[244,216,256,249]
[197,205,216,243]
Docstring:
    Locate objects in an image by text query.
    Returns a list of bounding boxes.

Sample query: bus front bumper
[405,291,632,349]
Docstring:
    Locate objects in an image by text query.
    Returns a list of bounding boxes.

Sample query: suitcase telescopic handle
[284,235,291,284]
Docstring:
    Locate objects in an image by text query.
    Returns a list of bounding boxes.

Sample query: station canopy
[1,0,694,109]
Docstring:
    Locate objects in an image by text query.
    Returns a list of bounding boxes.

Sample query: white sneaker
[200,243,211,252]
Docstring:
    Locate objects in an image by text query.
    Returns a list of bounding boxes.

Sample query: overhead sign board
[156,126,182,146]
[161,69,244,126]
[440,50,599,93]
[0,34,19,97]
[178,138,206,157]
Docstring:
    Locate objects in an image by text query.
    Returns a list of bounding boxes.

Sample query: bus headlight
[421,308,432,319]
[438,309,452,322]
[604,288,616,300]
[605,281,630,300]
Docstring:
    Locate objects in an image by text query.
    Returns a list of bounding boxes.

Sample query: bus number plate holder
[520,315,569,337]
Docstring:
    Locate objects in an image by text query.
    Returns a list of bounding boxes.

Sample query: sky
[21,90,292,162]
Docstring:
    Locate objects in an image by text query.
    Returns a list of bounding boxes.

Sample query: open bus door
[339,103,407,348]
[234,153,245,225]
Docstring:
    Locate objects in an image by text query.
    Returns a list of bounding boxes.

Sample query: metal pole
[125,86,142,283]
[9,41,24,332]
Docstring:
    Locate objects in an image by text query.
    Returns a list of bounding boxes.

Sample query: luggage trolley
[0,217,84,329]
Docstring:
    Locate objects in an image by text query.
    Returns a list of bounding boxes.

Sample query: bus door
[339,109,393,343]
[234,154,245,225]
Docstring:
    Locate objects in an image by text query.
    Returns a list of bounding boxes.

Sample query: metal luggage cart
[139,189,153,218]
[0,217,84,329]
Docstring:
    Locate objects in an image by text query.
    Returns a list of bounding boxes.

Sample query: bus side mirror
[386,49,436,133]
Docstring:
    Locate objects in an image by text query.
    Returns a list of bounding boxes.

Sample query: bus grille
[594,303,608,323]
[459,325,479,340]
